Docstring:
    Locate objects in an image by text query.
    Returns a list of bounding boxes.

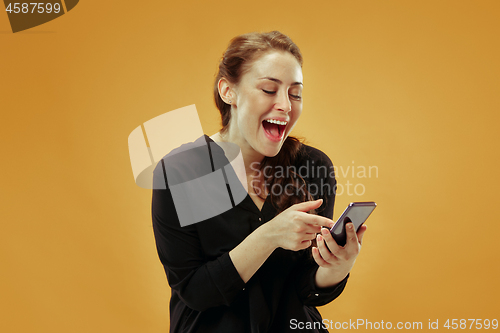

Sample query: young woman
[152,31,366,333]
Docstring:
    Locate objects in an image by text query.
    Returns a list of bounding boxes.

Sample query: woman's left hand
[312,222,367,288]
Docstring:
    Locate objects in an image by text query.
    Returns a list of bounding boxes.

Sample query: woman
[152,31,366,333]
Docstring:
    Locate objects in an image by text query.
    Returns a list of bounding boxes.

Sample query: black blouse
[152,135,348,333]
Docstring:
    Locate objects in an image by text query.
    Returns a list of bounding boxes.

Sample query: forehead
[242,51,303,84]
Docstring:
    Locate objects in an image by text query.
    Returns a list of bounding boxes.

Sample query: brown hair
[214,31,314,213]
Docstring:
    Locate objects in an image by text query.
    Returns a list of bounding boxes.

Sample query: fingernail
[317,234,323,242]
[348,223,353,229]
[321,228,329,235]
[329,223,334,228]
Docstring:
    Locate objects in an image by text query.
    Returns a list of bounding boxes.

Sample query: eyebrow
[258,77,303,86]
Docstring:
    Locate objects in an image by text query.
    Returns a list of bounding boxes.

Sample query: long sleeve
[291,146,349,307]
[152,171,246,312]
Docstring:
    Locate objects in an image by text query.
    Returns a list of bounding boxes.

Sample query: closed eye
[263,89,301,101]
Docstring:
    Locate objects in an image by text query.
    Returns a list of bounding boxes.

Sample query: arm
[153,187,332,310]
[310,153,368,288]
[229,199,331,283]
[152,187,247,312]
[152,145,346,310]
[290,149,353,305]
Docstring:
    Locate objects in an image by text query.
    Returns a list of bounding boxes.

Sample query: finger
[320,227,340,253]
[344,222,360,252]
[294,217,323,233]
[292,199,323,213]
[320,227,343,259]
[302,223,324,234]
[298,239,312,250]
[316,234,336,263]
[311,246,329,267]
[298,211,334,228]
[305,232,318,240]
[357,224,367,245]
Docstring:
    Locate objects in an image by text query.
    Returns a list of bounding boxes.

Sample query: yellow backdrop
[1,0,499,332]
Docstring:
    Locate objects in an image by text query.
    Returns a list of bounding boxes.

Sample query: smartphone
[329,202,377,246]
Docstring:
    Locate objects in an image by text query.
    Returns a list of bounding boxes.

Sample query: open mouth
[262,119,287,141]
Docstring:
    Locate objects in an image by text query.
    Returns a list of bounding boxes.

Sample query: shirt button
[243,288,246,291]
[258,217,262,221]
[315,293,320,297]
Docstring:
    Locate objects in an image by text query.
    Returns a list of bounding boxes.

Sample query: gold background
[1,0,499,331]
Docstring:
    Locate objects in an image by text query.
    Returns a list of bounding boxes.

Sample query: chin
[260,141,284,158]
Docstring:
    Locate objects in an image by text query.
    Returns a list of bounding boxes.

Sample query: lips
[262,119,287,142]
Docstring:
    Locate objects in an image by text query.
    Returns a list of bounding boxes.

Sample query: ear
[218,78,235,105]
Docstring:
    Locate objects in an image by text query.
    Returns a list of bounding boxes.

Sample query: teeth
[265,119,288,126]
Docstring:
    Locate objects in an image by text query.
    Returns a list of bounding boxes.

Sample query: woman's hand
[263,199,334,251]
[312,222,367,288]
[229,199,332,283]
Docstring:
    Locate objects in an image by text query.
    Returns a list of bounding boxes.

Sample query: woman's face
[226,51,303,159]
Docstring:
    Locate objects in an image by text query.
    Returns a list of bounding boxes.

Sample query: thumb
[292,199,323,212]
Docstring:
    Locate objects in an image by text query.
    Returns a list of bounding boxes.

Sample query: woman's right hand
[229,199,333,283]
[263,199,334,251]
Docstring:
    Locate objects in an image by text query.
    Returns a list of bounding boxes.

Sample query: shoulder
[153,135,221,189]
[295,143,335,171]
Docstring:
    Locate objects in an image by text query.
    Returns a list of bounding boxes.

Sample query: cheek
[292,106,303,122]
[240,95,268,122]
[237,110,260,133]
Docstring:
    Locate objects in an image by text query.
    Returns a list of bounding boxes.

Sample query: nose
[275,91,291,113]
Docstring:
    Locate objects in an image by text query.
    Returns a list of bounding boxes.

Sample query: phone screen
[329,202,376,246]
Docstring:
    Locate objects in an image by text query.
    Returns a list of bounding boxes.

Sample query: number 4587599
[443,319,498,330]
[5,3,62,14]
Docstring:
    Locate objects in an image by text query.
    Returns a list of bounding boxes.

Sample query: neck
[210,131,264,178]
